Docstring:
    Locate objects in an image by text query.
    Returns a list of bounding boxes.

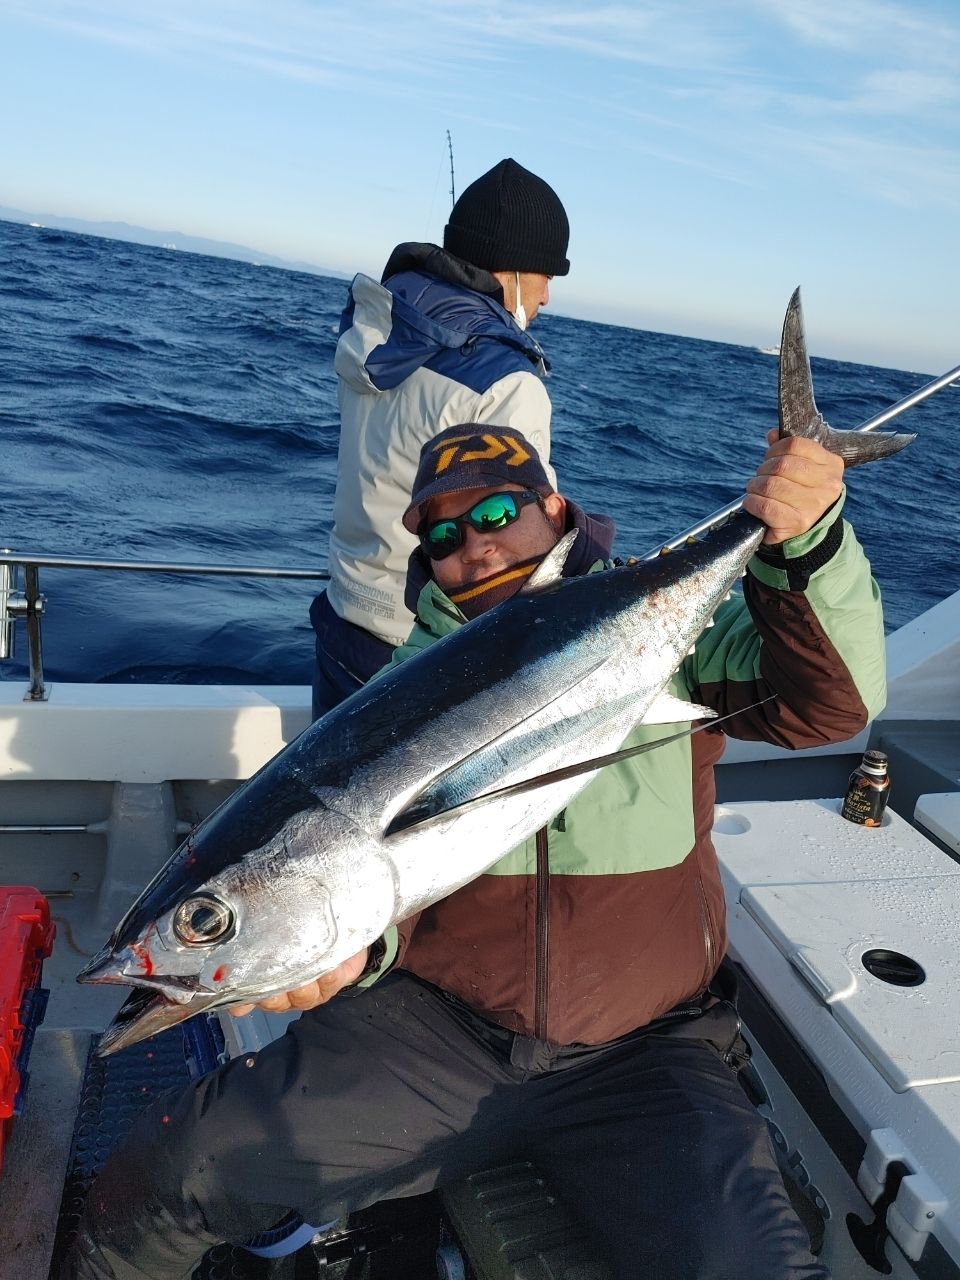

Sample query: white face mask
[513,271,527,331]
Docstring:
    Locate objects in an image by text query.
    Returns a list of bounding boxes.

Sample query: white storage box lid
[715,799,960,1092]
[741,876,960,1091]
[915,792,960,856]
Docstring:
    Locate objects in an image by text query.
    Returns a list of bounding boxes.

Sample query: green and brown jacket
[369,492,887,1046]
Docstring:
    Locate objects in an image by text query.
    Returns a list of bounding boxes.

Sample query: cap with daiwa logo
[402,424,554,533]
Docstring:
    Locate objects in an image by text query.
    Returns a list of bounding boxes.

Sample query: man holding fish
[65,374,911,1278]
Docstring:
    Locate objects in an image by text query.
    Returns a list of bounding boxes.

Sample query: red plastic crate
[0,887,56,1171]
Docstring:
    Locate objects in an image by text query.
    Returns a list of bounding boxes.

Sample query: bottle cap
[861,749,888,776]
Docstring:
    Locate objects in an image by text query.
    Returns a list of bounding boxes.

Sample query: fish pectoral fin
[520,530,579,594]
[640,692,716,724]
[387,697,775,836]
[385,654,616,837]
[386,682,713,840]
[778,287,915,466]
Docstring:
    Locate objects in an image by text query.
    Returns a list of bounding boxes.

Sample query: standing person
[62,424,888,1280]
[310,157,570,718]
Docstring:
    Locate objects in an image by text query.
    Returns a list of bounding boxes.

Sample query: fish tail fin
[778,288,915,467]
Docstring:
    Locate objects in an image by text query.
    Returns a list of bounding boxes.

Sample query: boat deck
[1,611,957,1278]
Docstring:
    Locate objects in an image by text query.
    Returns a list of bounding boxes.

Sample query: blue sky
[2,0,958,373]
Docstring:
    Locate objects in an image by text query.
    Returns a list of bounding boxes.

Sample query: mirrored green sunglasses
[418,490,543,560]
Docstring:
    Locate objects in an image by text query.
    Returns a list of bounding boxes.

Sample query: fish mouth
[79,946,220,1057]
[96,986,221,1057]
[78,946,206,999]
[77,943,126,984]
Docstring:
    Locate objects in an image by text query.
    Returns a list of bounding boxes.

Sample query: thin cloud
[5,0,494,84]
[772,126,960,207]
[850,69,960,115]
[11,0,960,101]
[410,0,743,71]
[754,0,960,65]
[5,0,743,78]
[6,0,958,210]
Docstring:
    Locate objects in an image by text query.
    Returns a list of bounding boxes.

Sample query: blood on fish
[129,941,154,976]
[213,965,228,983]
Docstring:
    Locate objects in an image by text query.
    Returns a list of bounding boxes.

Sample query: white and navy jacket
[325,243,555,646]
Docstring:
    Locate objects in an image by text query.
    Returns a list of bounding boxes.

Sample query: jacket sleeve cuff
[747,489,846,592]
[352,926,400,990]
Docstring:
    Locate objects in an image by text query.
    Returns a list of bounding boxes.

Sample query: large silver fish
[80,290,914,1054]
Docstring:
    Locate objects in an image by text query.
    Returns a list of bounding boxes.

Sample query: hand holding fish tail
[227,947,370,1017]
[743,428,844,545]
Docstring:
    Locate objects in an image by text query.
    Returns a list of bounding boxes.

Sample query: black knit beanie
[443,158,570,277]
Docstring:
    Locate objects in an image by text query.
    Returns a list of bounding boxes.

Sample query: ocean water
[1,217,957,686]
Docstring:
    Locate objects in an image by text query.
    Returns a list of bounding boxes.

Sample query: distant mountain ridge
[0,204,350,280]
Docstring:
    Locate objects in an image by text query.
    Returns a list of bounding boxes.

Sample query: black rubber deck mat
[43,1025,250,1280]
[45,1026,446,1280]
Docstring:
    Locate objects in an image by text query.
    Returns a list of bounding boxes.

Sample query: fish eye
[173,895,235,946]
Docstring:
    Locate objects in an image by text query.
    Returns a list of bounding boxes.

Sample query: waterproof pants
[309,591,394,721]
[61,973,829,1280]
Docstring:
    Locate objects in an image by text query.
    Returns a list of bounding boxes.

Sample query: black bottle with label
[840,749,891,827]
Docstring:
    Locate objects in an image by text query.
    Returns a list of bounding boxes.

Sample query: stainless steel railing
[0,548,330,702]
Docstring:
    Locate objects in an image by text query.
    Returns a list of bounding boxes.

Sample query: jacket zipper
[695,867,716,983]
[651,1003,706,1024]
[534,825,550,1040]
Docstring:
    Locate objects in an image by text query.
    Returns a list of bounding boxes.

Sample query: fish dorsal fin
[641,692,715,725]
[521,530,579,594]
[389,696,775,835]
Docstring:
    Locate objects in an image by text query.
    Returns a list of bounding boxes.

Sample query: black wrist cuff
[359,936,387,979]
[753,505,844,591]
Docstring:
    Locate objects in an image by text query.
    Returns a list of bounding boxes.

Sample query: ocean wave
[72,331,149,355]
[0,216,955,682]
